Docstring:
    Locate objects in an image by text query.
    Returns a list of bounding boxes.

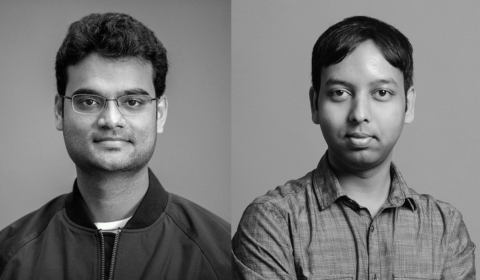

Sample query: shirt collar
[65,168,169,229]
[313,151,416,211]
[388,162,416,211]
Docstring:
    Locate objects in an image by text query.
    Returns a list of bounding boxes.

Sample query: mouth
[93,136,132,148]
[346,132,374,147]
[94,137,130,142]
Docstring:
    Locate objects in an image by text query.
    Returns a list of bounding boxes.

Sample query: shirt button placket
[368,220,379,280]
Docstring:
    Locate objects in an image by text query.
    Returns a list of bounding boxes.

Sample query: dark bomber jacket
[0,169,231,279]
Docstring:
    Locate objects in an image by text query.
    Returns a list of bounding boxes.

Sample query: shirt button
[371,226,375,233]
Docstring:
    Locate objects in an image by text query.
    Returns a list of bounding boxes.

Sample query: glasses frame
[60,94,159,115]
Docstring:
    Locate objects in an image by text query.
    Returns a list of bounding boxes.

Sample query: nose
[97,100,126,129]
[348,95,371,123]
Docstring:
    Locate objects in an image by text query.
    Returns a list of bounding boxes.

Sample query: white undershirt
[94,216,132,233]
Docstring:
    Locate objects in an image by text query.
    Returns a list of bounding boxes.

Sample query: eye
[378,90,388,97]
[329,89,351,101]
[373,90,393,100]
[84,99,98,106]
[118,95,150,110]
[126,99,140,107]
[121,97,146,107]
[76,96,102,106]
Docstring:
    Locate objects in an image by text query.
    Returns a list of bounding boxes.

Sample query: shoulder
[0,194,66,245]
[232,173,315,278]
[408,189,475,277]
[234,171,315,245]
[407,188,472,239]
[246,171,315,219]
[166,193,230,234]
[0,194,67,272]
[164,193,230,271]
[408,188,463,221]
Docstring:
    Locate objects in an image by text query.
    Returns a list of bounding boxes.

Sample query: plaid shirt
[232,152,475,279]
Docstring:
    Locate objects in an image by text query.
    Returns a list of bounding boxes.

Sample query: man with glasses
[0,13,230,279]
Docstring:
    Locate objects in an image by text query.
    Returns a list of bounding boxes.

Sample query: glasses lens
[72,95,105,114]
[117,95,153,115]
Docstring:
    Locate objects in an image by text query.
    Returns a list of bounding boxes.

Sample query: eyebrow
[368,78,398,87]
[323,78,398,88]
[123,88,151,96]
[71,88,151,96]
[324,78,354,88]
[71,88,101,96]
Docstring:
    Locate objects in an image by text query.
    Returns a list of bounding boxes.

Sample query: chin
[328,147,380,171]
[71,153,147,174]
[94,162,134,172]
[94,154,151,172]
[343,149,392,170]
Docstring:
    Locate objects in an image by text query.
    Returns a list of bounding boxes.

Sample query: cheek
[62,117,94,145]
[318,117,345,148]
[376,107,405,137]
[318,107,345,134]
[132,117,157,141]
[63,122,86,147]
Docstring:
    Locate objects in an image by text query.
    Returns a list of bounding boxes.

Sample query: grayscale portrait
[232,1,479,278]
[0,1,231,279]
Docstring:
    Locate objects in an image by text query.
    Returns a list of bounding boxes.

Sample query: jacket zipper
[99,229,122,280]
[109,229,121,280]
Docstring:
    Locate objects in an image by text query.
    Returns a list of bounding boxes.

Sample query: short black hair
[55,12,168,98]
[312,16,413,94]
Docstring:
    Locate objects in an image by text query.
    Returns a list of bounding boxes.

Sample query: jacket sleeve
[441,210,476,279]
[232,202,297,280]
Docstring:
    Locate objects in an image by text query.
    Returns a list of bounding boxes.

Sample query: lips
[94,136,130,142]
[93,135,132,149]
[346,132,372,138]
[346,132,374,147]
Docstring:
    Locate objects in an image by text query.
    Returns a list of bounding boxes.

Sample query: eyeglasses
[60,94,158,115]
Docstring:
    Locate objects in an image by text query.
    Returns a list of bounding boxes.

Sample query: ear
[309,87,320,124]
[54,95,64,131]
[404,86,415,124]
[156,96,168,133]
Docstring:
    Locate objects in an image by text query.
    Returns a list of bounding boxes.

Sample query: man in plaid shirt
[233,16,475,280]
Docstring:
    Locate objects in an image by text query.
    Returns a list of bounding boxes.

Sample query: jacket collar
[313,151,416,212]
[65,168,169,229]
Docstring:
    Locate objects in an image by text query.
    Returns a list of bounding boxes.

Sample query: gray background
[232,0,479,271]
[1,0,479,271]
[0,0,231,226]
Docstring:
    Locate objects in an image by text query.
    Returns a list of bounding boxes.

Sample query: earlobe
[404,87,415,124]
[54,95,64,131]
[309,87,320,124]
[156,96,168,134]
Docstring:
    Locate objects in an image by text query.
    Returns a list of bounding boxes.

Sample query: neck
[75,166,150,223]
[328,152,392,217]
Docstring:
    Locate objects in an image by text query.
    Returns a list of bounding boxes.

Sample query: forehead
[320,40,404,90]
[65,53,155,97]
